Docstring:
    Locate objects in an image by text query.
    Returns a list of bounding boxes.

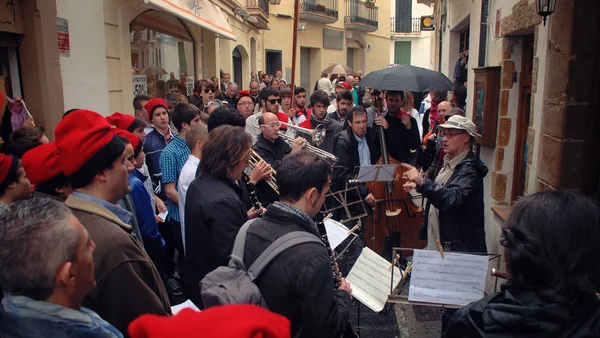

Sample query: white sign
[347,247,402,312]
[408,249,489,307]
[132,75,148,96]
[186,77,195,96]
[56,18,70,57]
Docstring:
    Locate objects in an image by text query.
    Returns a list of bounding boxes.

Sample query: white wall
[57,0,110,114]
[389,0,435,69]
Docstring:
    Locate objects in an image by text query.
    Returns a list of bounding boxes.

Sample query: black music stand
[352,164,399,183]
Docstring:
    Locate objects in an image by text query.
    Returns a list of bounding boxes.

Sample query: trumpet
[278,122,326,147]
[248,149,279,195]
[278,132,338,162]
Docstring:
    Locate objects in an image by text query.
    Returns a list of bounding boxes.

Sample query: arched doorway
[232,47,242,86]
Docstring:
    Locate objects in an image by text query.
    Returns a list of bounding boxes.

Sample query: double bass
[364,99,425,255]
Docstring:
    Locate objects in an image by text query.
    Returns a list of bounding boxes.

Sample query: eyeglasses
[238,101,254,106]
[440,130,466,138]
[267,98,282,105]
[260,122,282,128]
[203,88,215,93]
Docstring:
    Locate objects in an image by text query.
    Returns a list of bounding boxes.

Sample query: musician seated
[242,151,352,338]
[447,191,600,337]
[332,106,381,216]
[184,125,260,307]
[253,112,303,207]
[298,90,344,155]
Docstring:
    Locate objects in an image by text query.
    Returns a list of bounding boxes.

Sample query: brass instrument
[278,121,326,147]
[278,132,338,162]
[248,149,279,195]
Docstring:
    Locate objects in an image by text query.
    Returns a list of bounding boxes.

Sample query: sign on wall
[323,28,344,50]
[186,77,195,96]
[495,9,501,39]
[420,16,435,31]
[133,75,148,96]
[56,18,70,57]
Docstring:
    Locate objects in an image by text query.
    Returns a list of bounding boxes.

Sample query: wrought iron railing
[344,0,378,28]
[299,0,339,19]
[390,17,421,34]
[248,0,269,15]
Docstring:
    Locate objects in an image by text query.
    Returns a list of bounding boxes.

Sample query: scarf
[310,111,332,130]
[269,201,317,233]
[429,100,440,129]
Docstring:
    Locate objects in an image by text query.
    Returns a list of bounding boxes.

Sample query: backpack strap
[231,219,259,261]
[247,231,323,280]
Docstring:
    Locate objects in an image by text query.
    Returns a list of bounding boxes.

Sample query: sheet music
[171,299,200,315]
[408,249,488,306]
[346,247,402,312]
[324,219,351,250]
[355,165,398,182]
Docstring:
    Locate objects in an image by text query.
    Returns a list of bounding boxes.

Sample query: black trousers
[165,219,186,289]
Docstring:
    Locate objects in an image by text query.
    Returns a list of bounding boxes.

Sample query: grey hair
[0,198,78,301]
[227,82,238,90]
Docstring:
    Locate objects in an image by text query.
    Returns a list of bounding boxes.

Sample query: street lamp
[269,0,281,4]
[536,0,556,26]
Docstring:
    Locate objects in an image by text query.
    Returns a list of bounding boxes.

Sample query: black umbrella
[359,65,454,92]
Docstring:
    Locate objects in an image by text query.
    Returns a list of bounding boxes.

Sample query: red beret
[55,109,121,176]
[144,98,168,119]
[21,143,62,185]
[106,112,145,132]
[128,305,290,338]
[0,153,14,183]
[341,82,352,91]
[238,90,251,99]
[113,129,141,156]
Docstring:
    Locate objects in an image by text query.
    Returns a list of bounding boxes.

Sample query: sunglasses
[267,98,282,105]
[203,88,215,93]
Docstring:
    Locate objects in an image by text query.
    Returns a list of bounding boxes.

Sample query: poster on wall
[186,77,195,96]
[495,9,501,40]
[133,75,148,96]
[56,18,70,57]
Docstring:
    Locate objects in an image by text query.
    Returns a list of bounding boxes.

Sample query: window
[459,28,470,54]
[130,10,195,98]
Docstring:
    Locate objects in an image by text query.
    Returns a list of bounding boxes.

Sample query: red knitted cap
[0,153,14,183]
[105,112,139,131]
[21,143,62,185]
[113,129,141,156]
[144,98,168,119]
[238,89,251,99]
[128,305,291,338]
[54,109,120,176]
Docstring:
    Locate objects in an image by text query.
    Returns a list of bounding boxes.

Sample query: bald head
[258,112,278,126]
[438,101,452,117]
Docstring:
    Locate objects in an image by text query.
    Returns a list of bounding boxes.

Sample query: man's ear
[182,122,190,131]
[56,261,74,287]
[305,187,318,204]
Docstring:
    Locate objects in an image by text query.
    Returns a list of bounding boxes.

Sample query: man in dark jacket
[184,125,259,307]
[243,151,353,338]
[332,106,381,220]
[374,90,420,165]
[298,90,343,156]
[328,89,354,130]
[402,115,487,253]
[253,112,303,207]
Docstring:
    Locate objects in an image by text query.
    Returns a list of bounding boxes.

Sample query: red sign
[56,18,70,57]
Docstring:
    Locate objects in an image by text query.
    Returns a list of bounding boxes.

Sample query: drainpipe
[478,0,490,67]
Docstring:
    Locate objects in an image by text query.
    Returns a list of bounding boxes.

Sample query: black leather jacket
[417,151,488,252]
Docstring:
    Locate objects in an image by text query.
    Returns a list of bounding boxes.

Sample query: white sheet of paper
[408,249,489,306]
[324,219,351,250]
[346,247,402,312]
[355,165,398,182]
[157,210,168,222]
[171,299,200,315]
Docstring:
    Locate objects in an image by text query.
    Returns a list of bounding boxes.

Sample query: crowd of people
[0,68,598,338]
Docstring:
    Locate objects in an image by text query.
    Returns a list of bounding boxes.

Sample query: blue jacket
[0,294,123,338]
[143,129,170,202]
[129,172,165,251]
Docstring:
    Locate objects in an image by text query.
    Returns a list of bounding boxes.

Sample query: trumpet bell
[312,124,325,147]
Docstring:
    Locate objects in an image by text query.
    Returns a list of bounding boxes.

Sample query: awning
[143,0,237,41]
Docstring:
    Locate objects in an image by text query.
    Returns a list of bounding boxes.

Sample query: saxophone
[315,211,342,289]
[242,173,263,218]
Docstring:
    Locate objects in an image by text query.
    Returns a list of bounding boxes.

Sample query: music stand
[352,164,399,183]
[324,186,368,224]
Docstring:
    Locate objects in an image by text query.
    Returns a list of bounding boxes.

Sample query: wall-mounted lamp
[536,0,556,26]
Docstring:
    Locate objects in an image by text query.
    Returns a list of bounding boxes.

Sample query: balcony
[299,0,339,24]
[344,0,378,33]
[247,0,270,29]
[391,17,422,36]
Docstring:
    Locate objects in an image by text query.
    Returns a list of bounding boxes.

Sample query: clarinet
[315,211,342,289]
[242,173,263,218]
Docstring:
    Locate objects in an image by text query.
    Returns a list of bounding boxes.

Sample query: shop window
[130,10,195,99]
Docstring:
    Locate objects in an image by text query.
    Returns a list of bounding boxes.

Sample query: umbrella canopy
[140,66,168,76]
[322,64,353,75]
[359,65,454,92]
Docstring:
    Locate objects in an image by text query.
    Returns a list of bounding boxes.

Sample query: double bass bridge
[385,208,402,217]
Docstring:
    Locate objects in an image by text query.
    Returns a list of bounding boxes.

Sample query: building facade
[389,0,434,69]
[423,0,600,261]
[263,0,391,93]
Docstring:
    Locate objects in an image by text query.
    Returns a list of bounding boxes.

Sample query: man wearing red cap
[0,153,31,213]
[237,89,255,120]
[55,109,171,334]
[106,112,147,141]
[21,142,71,201]
[143,98,173,204]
